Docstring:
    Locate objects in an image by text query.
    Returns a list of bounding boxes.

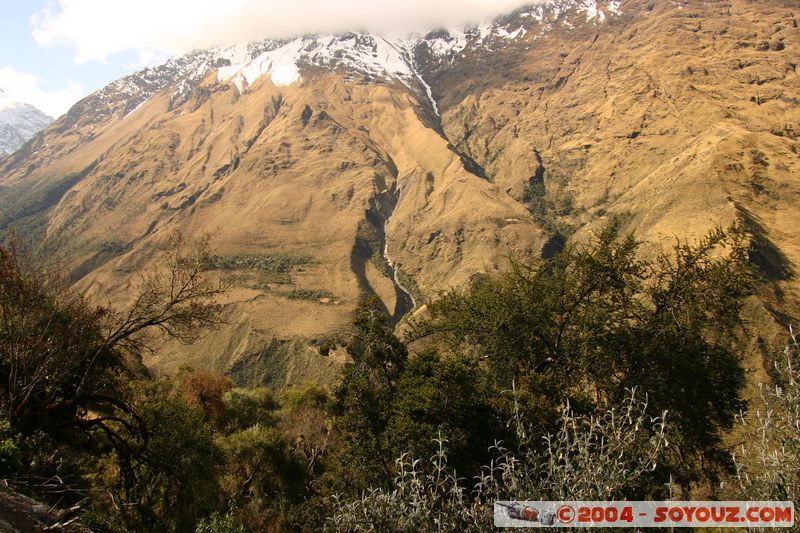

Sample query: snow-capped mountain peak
[216,33,418,90]
[0,101,53,156]
[61,0,624,130]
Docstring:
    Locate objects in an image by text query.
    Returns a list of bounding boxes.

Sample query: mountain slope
[0,0,798,386]
[430,0,800,322]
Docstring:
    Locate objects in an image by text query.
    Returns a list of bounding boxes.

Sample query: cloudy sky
[0,0,534,118]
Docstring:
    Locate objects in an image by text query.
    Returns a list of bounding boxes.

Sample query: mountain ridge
[1,0,623,143]
[0,0,797,387]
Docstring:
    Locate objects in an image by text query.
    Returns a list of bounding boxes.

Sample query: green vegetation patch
[369,250,389,276]
[207,253,314,285]
[282,288,336,302]
[397,269,425,305]
[0,163,96,242]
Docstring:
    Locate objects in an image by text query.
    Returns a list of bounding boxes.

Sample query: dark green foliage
[117,382,221,531]
[219,387,278,432]
[0,236,148,488]
[207,253,314,285]
[369,250,390,276]
[0,419,21,473]
[0,234,232,530]
[396,269,425,305]
[195,508,247,533]
[215,424,306,528]
[410,223,752,485]
[521,170,575,239]
[301,105,313,126]
[206,253,313,272]
[329,300,504,493]
[329,300,407,491]
[283,288,335,301]
[387,350,507,480]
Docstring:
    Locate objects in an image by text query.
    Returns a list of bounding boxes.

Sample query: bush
[410,223,751,486]
[329,389,668,532]
[195,507,246,533]
[730,328,800,507]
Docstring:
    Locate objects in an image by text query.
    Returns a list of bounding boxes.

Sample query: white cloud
[32,0,536,64]
[123,50,172,71]
[0,66,84,117]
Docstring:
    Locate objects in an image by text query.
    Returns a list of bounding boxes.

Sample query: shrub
[410,224,750,486]
[730,328,800,507]
[329,389,668,532]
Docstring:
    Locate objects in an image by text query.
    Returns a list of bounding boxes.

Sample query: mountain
[0,100,53,156]
[0,0,797,387]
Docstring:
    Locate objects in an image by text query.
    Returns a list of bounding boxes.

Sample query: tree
[329,299,409,492]
[0,231,225,503]
[409,223,751,487]
[279,383,333,480]
[215,424,305,529]
[113,380,221,532]
[180,367,234,422]
[387,349,507,482]
[329,300,507,495]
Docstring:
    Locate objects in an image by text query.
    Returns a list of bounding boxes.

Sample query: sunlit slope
[0,0,798,384]
[0,67,541,383]
[432,0,800,315]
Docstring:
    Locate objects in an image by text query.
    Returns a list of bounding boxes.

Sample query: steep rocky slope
[429,0,800,342]
[0,0,797,386]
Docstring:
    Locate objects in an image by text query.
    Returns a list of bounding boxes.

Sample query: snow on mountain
[218,39,304,90]
[68,0,623,126]
[217,33,418,90]
[576,0,622,21]
[0,102,53,156]
[214,1,623,106]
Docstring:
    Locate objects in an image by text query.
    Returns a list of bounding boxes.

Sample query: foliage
[283,288,335,302]
[730,328,800,508]
[0,234,145,486]
[328,300,408,492]
[180,367,234,421]
[0,167,93,242]
[0,224,766,530]
[0,418,21,473]
[113,381,221,532]
[329,301,505,495]
[215,424,305,529]
[0,232,227,529]
[501,388,668,501]
[521,172,575,238]
[387,350,507,481]
[329,389,669,532]
[409,223,751,486]
[279,383,333,480]
[220,386,279,432]
[195,507,247,533]
[81,369,307,532]
[207,253,313,285]
[103,232,226,352]
[330,438,482,532]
